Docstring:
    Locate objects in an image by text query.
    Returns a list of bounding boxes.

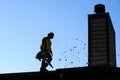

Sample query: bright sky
[0,0,120,73]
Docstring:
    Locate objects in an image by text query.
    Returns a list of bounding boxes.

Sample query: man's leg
[40,59,48,72]
[47,53,52,65]
[40,53,52,72]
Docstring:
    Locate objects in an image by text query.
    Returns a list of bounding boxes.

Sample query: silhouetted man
[38,32,54,72]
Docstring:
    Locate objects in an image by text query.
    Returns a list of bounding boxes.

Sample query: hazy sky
[0,0,120,73]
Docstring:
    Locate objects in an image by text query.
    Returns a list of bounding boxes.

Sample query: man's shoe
[40,69,48,72]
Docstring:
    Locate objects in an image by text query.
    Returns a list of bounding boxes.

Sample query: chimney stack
[94,4,105,14]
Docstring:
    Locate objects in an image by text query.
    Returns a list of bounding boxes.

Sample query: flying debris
[64,62,74,68]
[84,43,86,46]
[76,38,78,41]
[81,41,83,42]
[74,46,77,48]
[83,47,85,49]
[57,38,87,68]
[58,58,62,61]
[77,52,80,54]
[64,59,67,61]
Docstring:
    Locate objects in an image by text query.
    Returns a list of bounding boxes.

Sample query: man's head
[48,32,54,39]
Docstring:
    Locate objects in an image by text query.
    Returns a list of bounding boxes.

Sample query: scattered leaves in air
[57,38,87,68]
[58,58,62,61]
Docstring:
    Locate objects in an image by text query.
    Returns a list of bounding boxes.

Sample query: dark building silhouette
[88,4,116,67]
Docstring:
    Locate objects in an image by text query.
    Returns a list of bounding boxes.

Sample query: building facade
[88,4,116,67]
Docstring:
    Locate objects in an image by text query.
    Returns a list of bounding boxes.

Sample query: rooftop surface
[0,66,120,80]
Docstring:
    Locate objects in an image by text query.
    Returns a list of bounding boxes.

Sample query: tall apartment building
[88,4,116,67]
